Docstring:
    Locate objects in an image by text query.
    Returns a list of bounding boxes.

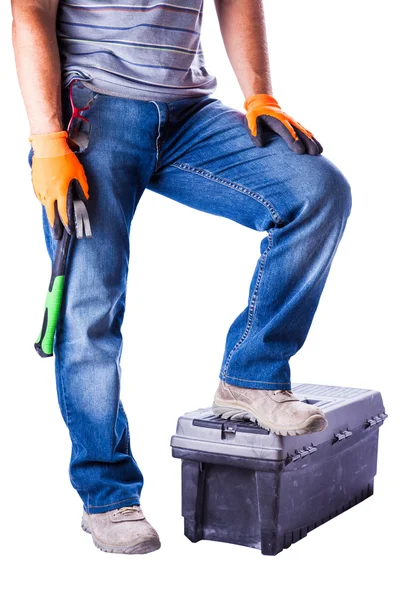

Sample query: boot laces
[113,505,140,517]
[273,389,293,397]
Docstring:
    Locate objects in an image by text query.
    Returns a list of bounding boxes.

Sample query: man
[11,0,352,555]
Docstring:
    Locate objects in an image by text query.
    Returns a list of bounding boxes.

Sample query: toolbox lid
[170,382,387,462]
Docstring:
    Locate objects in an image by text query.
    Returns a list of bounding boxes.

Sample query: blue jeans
[28,83,351,513]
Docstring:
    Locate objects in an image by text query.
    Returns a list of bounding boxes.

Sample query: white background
[1,1,398,598]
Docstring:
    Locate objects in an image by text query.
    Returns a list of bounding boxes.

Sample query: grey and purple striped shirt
[56,1,218,100]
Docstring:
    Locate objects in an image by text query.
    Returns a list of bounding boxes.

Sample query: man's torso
[56,0,217,101]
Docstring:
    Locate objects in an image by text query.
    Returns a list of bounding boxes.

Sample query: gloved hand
[28,130,89,239]
[244,94,323,155]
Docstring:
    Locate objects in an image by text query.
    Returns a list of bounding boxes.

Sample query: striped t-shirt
[56,1,218,101]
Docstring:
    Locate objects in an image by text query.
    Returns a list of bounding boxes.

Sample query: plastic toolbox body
[170,383,387,555]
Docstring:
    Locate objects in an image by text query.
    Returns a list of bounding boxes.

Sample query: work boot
[212,379,328,436]
[81,505,161,554]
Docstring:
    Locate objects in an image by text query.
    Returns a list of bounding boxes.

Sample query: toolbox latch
[221,422,237,440]
[366,413,388,428]
[334,429,353,443]
[286,444,317,464]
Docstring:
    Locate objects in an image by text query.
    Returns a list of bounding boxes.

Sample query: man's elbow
[11,2,56,45]
[11,1,58,26]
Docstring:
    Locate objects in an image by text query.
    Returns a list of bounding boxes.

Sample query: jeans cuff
[220,372,291,391]
[84,495,141,514]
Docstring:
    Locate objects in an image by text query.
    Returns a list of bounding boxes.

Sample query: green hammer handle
[34,229,72,357]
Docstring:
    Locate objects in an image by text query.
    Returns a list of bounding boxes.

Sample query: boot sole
[81,518,161,555]
[212,402,328,436]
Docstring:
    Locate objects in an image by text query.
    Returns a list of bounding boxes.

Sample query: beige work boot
[81,505,161,554]
[212,379,328,436]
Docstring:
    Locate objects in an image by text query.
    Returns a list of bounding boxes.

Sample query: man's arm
[214,0,272,98]
[11,0,89,238]
[11,0,63,134]
[214,0,322,155]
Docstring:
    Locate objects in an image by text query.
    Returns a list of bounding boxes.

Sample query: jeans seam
[55,302,72,430]
[150,100,162,171]
[56,332,81,491]
[58,363,71,428]
[221,227,275,379]
[171,161,285,225]
[220,374,290,385]
[85,496,140,509]
[119,400,130,456]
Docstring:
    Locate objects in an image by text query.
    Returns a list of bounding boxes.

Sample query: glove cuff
[244,94,281,112]
[28,130,71,158]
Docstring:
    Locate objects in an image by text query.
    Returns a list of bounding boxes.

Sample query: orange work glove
[244,94,323,156]
[28,130,89,238]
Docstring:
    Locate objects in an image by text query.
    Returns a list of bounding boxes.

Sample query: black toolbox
[170,382,387,555]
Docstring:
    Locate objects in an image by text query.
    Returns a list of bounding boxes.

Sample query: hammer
[34,198,92,358]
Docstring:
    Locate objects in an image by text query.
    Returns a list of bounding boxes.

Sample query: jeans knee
[332,168,352,220]
[301,157,352,223]
[322,160,351,217]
